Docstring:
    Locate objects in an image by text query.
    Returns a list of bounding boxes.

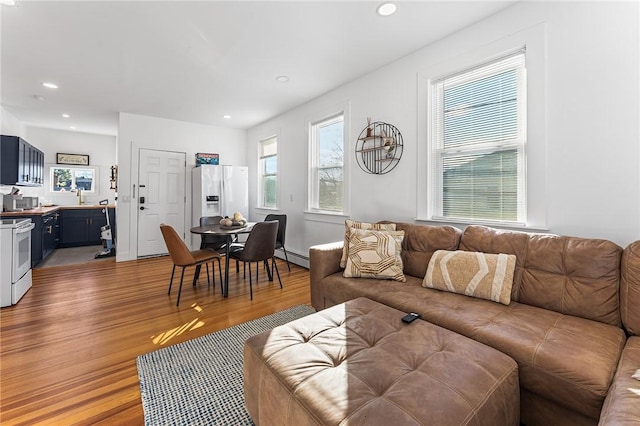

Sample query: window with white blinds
[430,51,526,224]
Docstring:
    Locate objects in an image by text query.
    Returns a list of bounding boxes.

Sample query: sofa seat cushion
[320,272,627,419]
[598,337,640,425]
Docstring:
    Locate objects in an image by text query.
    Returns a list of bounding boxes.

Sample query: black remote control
[401,312,420,323]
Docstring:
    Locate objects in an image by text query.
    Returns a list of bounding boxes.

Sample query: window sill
[304,210,348,224]
[255,207,279,212]
[415,217,549,233]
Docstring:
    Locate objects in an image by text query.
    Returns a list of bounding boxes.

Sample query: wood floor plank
[0,255,311,425]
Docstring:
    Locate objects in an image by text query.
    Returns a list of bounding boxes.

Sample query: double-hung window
[259,136,278,208]
[430,50,526,224]
[309,113,344,213]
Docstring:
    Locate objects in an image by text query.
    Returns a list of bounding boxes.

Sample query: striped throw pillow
[423,250,516,305]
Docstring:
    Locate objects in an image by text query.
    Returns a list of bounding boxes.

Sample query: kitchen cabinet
[42,212,60,259]
[1,135,44,186]
[59,208,115,247]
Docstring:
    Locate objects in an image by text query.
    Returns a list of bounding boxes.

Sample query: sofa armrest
[621,240,640,335]
[309,241,343,310]
[598,336,640,425]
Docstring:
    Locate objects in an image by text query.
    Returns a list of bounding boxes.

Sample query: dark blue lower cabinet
[60,208,115,248]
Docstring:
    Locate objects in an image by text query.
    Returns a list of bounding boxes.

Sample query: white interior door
[137,149,186,257]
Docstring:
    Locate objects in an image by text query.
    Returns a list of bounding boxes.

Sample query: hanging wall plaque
[355,121,403,174]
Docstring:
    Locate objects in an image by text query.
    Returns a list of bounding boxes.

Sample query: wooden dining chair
[160,223,223,306]
[227,220,282,300]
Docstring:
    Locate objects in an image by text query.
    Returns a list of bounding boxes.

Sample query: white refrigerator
[192,165,249,247]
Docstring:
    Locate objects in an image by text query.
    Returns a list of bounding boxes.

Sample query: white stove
[1,218,35,307]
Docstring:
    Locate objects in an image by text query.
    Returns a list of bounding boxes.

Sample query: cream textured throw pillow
[344,229,406,282]
[340,220,396,268]
[423,250,516,305]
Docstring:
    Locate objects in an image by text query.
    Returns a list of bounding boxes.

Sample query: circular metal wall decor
[355,121,403,174]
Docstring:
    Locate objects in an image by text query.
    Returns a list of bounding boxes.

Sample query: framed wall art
[195,152,219,166]
[56,152,90,166]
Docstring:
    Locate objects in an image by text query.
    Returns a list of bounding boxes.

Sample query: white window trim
[416,23,547,231]
[431,50,527,225]
[258,134,279,210]
[48,164,99,194]
[305,101,351,218]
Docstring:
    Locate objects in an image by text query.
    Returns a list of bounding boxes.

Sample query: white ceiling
[1,1,517,136]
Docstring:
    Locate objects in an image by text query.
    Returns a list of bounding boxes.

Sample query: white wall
[116,113,247,261]
[0,126,117,206]
[1,106,25,137]
[247,0,639,263]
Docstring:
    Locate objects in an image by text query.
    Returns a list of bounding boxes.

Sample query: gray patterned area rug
[136,305,316,425]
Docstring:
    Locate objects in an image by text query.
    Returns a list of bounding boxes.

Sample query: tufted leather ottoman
[244,297,520,425]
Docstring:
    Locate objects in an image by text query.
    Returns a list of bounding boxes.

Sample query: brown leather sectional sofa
[309,223,640,425]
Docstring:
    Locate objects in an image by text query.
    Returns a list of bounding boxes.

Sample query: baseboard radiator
[274,249,309,269]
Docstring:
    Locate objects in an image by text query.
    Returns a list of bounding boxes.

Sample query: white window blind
[431,50,526,224]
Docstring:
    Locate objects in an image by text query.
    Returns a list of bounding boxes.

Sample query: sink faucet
[77,189,82,205]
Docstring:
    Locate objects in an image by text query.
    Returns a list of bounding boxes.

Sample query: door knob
[140,206,146,210]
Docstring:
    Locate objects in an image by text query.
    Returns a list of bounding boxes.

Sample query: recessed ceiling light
[223,115,231,119]
[275,75,290,83]
[42,82,59,89]
[377,2,397,16]
[0,0,17,6]
[62,113,70,118]
[69,126,76,130]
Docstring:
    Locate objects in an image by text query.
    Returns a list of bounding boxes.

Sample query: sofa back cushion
[621,241,640,335]
[522,234,622,327]
[460,225,623,326]
[394,223,462,279]
[458,225,529,301]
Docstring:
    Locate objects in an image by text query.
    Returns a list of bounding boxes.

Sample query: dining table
[190,222,255,297]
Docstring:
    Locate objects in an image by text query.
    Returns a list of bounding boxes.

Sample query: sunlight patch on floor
[152,317,205,345]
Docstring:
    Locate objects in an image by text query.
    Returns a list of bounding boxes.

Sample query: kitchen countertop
[0,204,116,217]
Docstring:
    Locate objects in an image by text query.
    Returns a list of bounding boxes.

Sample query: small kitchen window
[50,166,96,192]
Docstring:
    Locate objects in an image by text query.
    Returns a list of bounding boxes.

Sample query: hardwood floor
[0,256,311,425]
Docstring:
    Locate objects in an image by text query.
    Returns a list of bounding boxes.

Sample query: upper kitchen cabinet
[1,135,44,186]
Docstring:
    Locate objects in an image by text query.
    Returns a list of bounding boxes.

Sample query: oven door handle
[16,223,36,234]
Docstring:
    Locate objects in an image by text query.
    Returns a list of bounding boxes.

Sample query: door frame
[128,146,187,259]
